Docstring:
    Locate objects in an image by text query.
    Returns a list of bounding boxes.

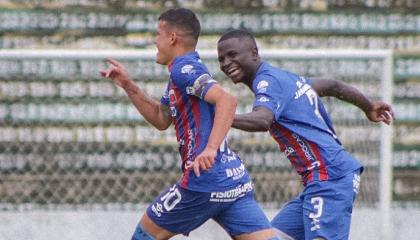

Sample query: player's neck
[244,61,262,89]
[171,45,196,60]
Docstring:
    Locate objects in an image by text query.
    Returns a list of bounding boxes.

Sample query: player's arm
[232,106,274,132]
[192,84,237,177]
[100,58,171,130]
[311,77,394,125]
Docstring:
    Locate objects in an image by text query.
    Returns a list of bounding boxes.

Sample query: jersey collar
[167,51,200,72]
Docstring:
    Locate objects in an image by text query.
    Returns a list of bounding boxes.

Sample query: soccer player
[101,9,279,240]
[217,29,394,240]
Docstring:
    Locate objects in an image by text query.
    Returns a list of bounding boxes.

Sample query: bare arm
[232,106,274,132]
[192,84,237,176]
[100,58,172,130]
[311,78,394,125]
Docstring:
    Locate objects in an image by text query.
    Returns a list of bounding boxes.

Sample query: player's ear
[252,47,259,61]
[169,32,177,45]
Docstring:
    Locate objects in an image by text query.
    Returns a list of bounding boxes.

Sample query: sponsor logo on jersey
[179,129,196,162]
[292,133,317,166]
[257,80,269,93]
[258,96,270,102]
[181,64,196,75]
[210,181,253,202]
[186,128,196,161]
[219,139,237,163]
[151,202,164,217]
[225,163,246,180]
[220,152,237,163]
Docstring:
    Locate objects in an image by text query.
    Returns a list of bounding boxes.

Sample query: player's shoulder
[171,52,208,77]
[261,62,300,79]
[253,63,300,94]
[253,64,280,92]
[256,62,290,83]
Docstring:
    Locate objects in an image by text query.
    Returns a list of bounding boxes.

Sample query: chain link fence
[0,50,397,210]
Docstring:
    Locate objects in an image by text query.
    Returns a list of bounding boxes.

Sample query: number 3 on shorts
[309,197,324,219]
[160,184,182,211]
[309,197,324,231]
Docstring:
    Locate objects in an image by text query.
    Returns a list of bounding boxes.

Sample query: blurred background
[0,1,419,239]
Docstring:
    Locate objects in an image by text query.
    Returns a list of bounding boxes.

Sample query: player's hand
[192,147,217,177]
[365,101,395,125]
[100,58,133,89]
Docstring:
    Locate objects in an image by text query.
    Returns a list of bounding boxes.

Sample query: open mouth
[226,67,241,78]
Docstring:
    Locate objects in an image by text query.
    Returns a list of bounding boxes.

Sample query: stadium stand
[0,0,419,209]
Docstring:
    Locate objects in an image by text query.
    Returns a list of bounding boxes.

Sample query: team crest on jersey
[257,80,269,93]
[181,64,196,75]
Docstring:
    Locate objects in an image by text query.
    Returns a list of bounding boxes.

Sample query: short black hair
[218,29,257,47]
[158,8,201,40]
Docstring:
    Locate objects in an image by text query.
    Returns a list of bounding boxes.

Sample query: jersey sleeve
[160,82,170,106]
[305,77,314,86]
[170,61,217,99]
[252,75,286,116]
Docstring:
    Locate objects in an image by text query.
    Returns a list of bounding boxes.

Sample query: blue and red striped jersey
[161,51,250,192]
[252,62,362,185]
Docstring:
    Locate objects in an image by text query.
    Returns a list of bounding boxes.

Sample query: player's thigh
[144,183,215,237]
[213,192,274,239]
[302,170,360,240]
[271,197,305,240]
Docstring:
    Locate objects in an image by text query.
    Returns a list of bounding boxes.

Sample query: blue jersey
[252,62,362,185]
[161,51,250,192]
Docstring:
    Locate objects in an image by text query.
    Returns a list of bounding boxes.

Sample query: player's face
[154,20,173,65]
[217,38,257,84]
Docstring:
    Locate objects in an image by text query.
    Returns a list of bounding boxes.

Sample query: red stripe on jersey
[271,124,303,173]
[173,89,192,188]
[269,127,296,170]
[308,141,329,181]
[175,87,190,159]
[181,168,192,188]
[189,96,201,152]
[275,124,314,182]
[181,96,201,188]
[170,84,182,151]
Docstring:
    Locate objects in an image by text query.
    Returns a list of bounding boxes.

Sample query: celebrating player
[101,9,279,240]
[217,29,394,240]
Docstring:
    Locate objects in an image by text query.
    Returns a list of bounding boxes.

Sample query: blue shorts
[146,182,271,237]
[271,169,361,240]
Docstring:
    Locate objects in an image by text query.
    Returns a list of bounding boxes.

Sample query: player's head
[155,8,201,65]
[217,29,261,86]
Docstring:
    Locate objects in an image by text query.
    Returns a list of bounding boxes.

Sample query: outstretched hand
[192,147,217,177]
[365,101,395,125]
[100,58,133,89]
